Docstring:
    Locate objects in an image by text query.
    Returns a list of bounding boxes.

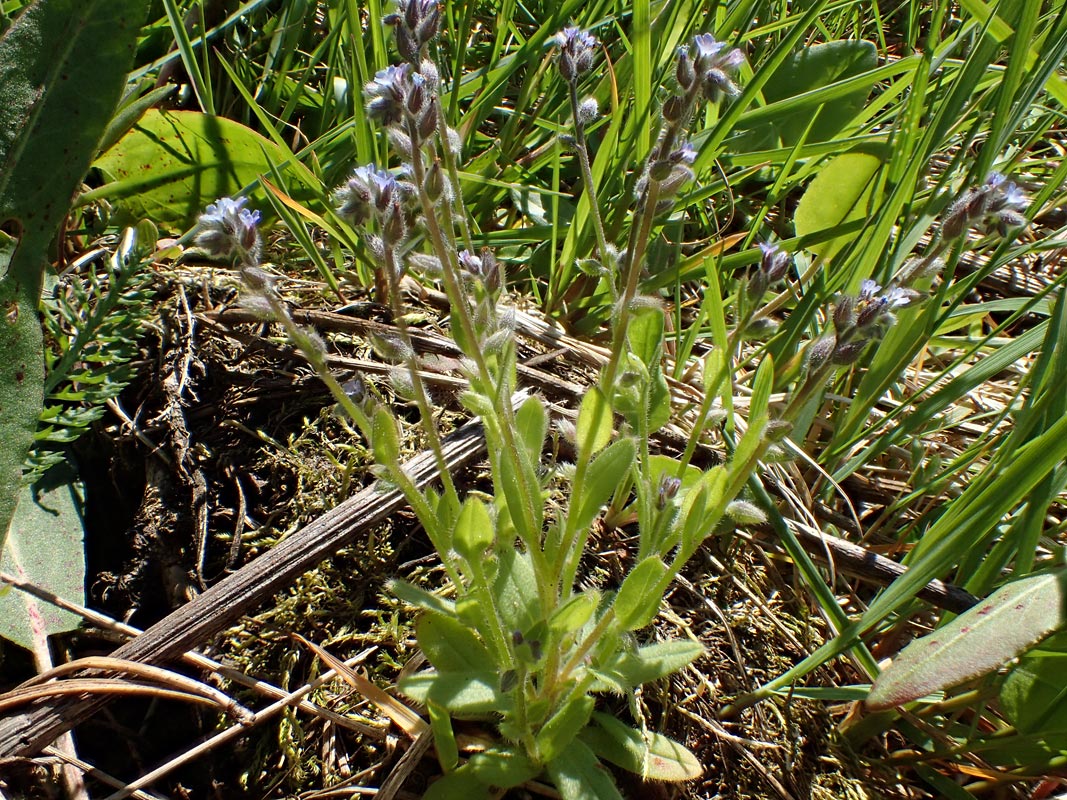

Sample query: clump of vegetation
[2,1,1067,798]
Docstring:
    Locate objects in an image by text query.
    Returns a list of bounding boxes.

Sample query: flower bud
[805,334,836,372]
[663,94,686,122]
[577,96,599,126]
[423,159,445,201]
[831,338,868,365]
[762,419,793,442]
[833,295,856,333]
[418,97,438,140]
[657,474,682,510]
[726,500,767,526]
[676,46,696,90]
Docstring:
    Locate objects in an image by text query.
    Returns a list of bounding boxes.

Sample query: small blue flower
[858,279,881,300]
[333,165,412,241]
[365,64,413,126]
[195,196,261,263]
[687,33,743,102]
[758,241,791,282]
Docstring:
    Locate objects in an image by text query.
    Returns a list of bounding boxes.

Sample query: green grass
[5,0,1067,796]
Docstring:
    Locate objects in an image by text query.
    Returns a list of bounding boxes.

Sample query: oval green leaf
[583,711,703,782]
[794,146,887,259]
[90,109,320,230]
[867,570,1067,711]
[613,557,667,631]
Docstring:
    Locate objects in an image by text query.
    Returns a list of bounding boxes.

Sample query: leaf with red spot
[867,569,1067,711]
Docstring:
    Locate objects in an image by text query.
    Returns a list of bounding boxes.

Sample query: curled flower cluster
[641,34,744,211]
[746,242,793,301]
[554,26,598,82]
[384,0,440,64]
[676,33,745,103]
[807,279,916,370]
[637,141,698,208]
[364,61,442,155]
[194,196,261,265]
[942,172,1029,240]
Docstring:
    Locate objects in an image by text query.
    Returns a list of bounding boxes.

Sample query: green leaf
[467,745,541,789]
[416,611,493,673]
[627,308,664,369]
[867,570,1067,711]
[545,739,623,800]
[1000,632,1067,749]
[515,393,548,464]
[582,711,703,781]
[535,695,595,764]
[398,670,506,717]
[423,766,492,800]
[593,640,704,690]
[613,557,667,631]
[427,701,459,773]
[0,465,85,649]
[372,406,400,466]
[681,467,728,552]
[576,387,613,457]
[573,438,636,535]
[388,578,456,616]
[735,40,879,151]
[88,109,320,230]
[749,355,775,423]
[647,371,672,434]
[492,547,541,634]
[549,591,600,636]
[0,0,146,550]
[793,145,887,259]
[453,496,494,564]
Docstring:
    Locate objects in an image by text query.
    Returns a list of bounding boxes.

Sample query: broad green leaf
[535,695,595,764]
[0,0,146,550]
[399,670,506,717]
[515,395,548,465]
[423,766,492,800]
[1000,632,1067,749]
[794,145,887,259]
[681,467,728,552]
[467,746,540,788]
[549,591,599,636]
[735,40,878,151]
[545,739,623,800]
[582,711,702,781]
[573,438,636,535]
[492,547,540,634]
[867,570,1067,711]
[648,456,703,493]
[89,109,320,230]
[0,465,85,649]
[416,611,493,673]
[387,578,456,616]
[593,640,704,690]
[576,387,613,456]
[627,308,664,369]
[613,557,668,631]
[453,496,493,563]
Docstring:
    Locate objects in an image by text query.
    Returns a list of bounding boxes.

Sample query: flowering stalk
[556,32,745,594]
